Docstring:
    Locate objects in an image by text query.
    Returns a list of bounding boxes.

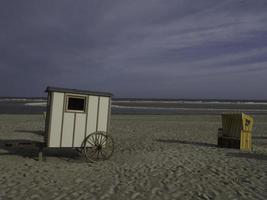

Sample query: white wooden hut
[44,87,112,148]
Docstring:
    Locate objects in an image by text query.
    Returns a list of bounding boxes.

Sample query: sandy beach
[0,114,266,200]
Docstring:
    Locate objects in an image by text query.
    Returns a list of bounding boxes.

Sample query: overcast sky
[1,0,267,99]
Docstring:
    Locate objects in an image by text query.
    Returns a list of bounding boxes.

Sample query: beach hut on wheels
[217,113,254,151]
[44,86,114,161]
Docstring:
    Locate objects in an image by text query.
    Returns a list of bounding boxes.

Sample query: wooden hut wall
[47,92,111,148]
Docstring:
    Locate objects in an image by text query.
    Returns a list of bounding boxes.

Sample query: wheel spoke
[106,140,112,149]
[92,134,97,145]
[97,134,102,145]
[100,150,106,159]
[97,134,101,146]
[86,138,95,146]
[100,136,106,146]
[98,135,103,145]
[101,149,108,157]
[89,148,98,159]
[92,147,98,154]
[94,134,98,145]
[96,150,100,159]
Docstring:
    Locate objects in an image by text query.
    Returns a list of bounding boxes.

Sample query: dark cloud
[0,0,267,99]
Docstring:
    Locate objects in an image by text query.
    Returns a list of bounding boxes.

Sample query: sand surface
[0,114,266,200]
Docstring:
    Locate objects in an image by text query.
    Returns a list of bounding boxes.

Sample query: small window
[66,96,86,112]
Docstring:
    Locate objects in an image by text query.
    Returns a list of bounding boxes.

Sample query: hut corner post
[38,144,45,161]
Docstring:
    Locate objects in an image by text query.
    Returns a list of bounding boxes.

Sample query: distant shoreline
[1,97,267,103]
[1,98,267,115]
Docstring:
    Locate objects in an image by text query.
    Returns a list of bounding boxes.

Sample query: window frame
[65,94,87,113]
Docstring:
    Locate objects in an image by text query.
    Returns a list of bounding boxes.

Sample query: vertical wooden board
[240,131,244,150]
[48,92,64,147]
[61,112,75,147]
[232,118,238,138]
[97,97,109,132]
[246,131,252,151]
[73,113,86,147]
[86,96,98,137]
[248,132,252,150]
[240,131,252,151]
[107,98,112,133]
[44,93,51,145]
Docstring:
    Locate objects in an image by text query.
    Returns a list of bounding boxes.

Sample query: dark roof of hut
[45,86,113,97]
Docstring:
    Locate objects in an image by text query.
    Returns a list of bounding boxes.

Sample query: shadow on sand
[156,139,267,161]
[252,136,267,140]
[0,139,84,162]
[226,152,267,161]
[15,129,45,137]
[155,139,217,148]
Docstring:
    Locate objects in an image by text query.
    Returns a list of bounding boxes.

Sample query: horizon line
[0,96,267,102]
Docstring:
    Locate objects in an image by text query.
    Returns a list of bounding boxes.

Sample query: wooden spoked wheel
[83,132,114,162]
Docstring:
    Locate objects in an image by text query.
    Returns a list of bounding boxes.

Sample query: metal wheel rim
[83,132,114,162]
